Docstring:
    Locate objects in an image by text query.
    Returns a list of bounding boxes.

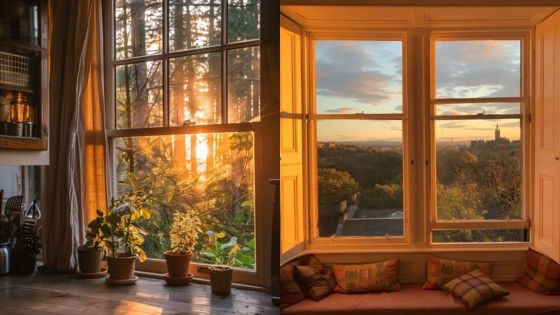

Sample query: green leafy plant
[169,210,202,255]
[101,195,152,262]
[83,209,108,252]
[199,230,255,268]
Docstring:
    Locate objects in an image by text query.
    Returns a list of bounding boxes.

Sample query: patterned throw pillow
[443,269,509,309]
[280,255,324,308]
[518,248,560,294]
[294,265,335,301]
[423,256,493,290]
[332,258,400,293]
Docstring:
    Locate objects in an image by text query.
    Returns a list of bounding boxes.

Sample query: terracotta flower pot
[106,254,137,280]
[77,247,103,274]
[164,251,192,278]
[209,266,233,295]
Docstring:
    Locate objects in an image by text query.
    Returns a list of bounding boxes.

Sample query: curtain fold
[43,0,107,273]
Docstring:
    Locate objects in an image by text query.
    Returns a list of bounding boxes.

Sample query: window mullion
[221,0,228,124]
[162,0,169,127]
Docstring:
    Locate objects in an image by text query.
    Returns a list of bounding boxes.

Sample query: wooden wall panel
[534,10,560,262]
[280,17,305,256]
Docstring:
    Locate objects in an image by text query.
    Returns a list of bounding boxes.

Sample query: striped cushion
[444,269,509,309]
[518,248,560,294]
[332,259,400,293]
[423,256,493,290]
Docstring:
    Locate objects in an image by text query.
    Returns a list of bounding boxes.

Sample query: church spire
[495,122,501,141]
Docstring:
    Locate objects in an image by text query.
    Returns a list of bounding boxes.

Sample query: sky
[316,40,521,142]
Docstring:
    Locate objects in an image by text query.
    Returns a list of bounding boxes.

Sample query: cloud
[499,121,520,128]
[324,107,361,114]
[437,103,520,115]
[316,42,401,105]
[439,121,465,129]
[436,40,520,98]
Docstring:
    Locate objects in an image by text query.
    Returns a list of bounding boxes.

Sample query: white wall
[0,166,23,210]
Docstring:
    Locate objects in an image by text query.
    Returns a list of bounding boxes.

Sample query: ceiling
[280,6,560,31]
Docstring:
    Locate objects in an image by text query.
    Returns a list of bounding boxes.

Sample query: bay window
[294,30,530,249]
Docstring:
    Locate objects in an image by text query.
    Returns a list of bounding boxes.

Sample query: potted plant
[77,209,106,276]
[102,199,151,284]
[165,210,201,282]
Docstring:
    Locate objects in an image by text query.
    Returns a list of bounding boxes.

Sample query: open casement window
[104,0,263,285]
[429,33,531,244]
[280,17,305,256]
[308,34,410,245]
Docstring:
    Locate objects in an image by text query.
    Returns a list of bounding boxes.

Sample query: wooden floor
[0,273,277,315]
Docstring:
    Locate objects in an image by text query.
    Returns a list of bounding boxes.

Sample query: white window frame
[306,31,412,247]
[428,31,532,247]
[303,29,532,252]
[102,0,267,286]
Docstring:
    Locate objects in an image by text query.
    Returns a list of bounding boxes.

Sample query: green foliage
[101,189,152,262]
[83,209,107,252]
[115,134,256,268]
[318,168,358,205]
[199,230,255,268]
[318,140,521,242]
[360,183,403,210]
[170,210,202,255]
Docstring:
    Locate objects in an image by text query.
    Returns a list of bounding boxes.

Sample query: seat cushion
[518,248,560,294]
[281,283,560,315]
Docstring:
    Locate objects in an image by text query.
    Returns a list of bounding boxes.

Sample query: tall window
[313,39,406,239]
[108,0,260,270]
[431,37,528,243]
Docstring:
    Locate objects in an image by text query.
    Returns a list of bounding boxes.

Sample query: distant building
[470,123,518,153]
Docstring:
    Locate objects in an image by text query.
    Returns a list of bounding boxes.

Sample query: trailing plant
[169,210,202,255]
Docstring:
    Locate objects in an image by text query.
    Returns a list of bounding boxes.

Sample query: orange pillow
[423,256,492,290]
[332,258,400,293]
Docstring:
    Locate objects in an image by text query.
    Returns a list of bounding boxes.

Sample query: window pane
[228,46,260,123]
[169,0,222,51]
[317,120,404,237]
[170,53,221,126]
[436,119,521,221]
[116,61,163,128]
[435,40,520,99]
[316,41,403,114]
[115,0,162,59]
[432,229,528,243]
[113,133,255,269]
[436,103,520,116]
[228,0,260,43]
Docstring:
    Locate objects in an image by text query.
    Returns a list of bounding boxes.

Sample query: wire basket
[0,52,30,88]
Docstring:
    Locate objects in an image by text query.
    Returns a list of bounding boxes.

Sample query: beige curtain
[43,0,107,273]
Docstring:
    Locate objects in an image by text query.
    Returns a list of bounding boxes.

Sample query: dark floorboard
[0,273,277,315]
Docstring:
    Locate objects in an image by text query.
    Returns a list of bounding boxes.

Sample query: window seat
[281,283,560,315]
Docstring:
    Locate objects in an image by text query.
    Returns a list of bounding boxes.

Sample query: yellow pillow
[332,258,400,293]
